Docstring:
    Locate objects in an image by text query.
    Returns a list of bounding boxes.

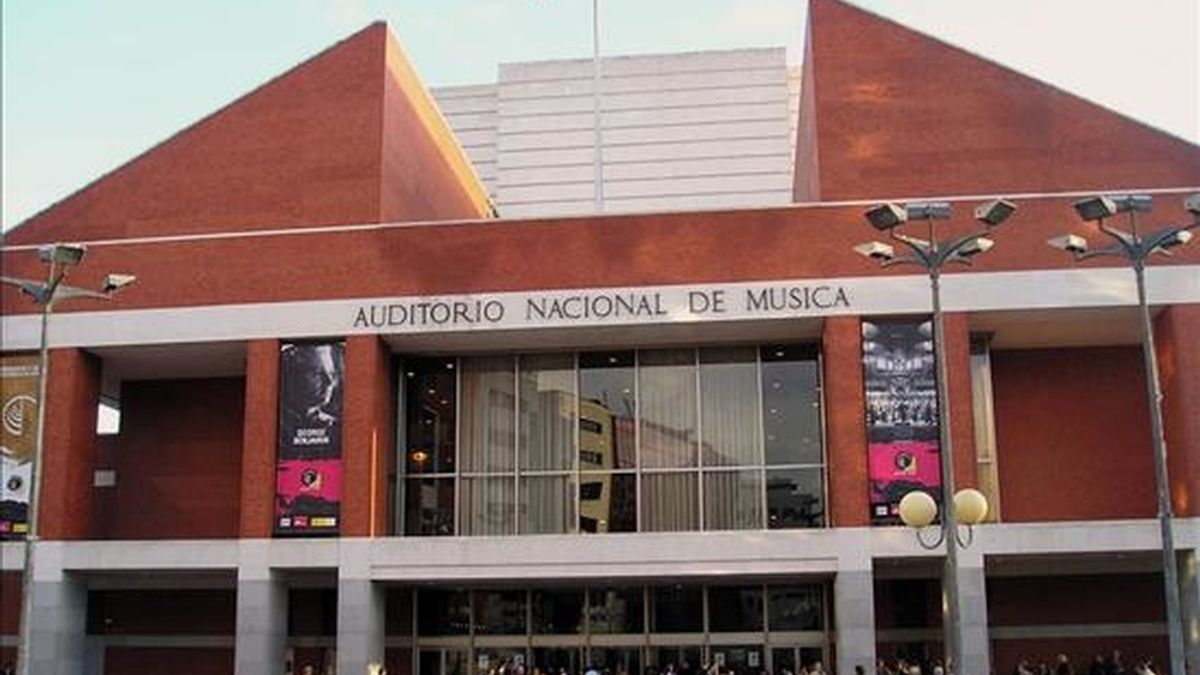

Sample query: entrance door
[770,647,826,675]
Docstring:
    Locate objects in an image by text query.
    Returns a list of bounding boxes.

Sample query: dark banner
[1,355,39,540]
[863,319,942,524]
[275,341,344,536]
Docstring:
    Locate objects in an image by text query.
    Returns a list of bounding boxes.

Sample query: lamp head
[1048,234,1089,255]
[1184,193,1200,216]
[898,490,938,529]
[1113,194,1153,213]
[957,237,995,258]
[1159,229,1194,251]
[1073,196,1116,222]
[974,198,1017,227]
[906,201,952,221]
[37,243,87,267]
[954,488,989,525]
[103,273,137,293]
[853,241,895,262]
[864,203,907,231]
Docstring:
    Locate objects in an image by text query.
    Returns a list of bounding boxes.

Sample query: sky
[2,0,1198,232]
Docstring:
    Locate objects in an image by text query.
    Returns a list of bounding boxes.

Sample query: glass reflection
[703,470,762,531]
[766,468,825,529]
[761,345,822,466]
[519,354,576,471]
[474,589,526,635]
[700,347,760,467]
[641,473,698,532]
[405,477,455,536]
[650,585,702,632]
[461,476,515,536]
[586,586,644,634]
[406,358,457,474]
[460,356,516,473]
[520,475,576,535]
[532,588,585,634]
[418,589,470,635]
[579,352,636,469]
[708,585,764,631]
[639,349,697,469]
[579,472,636,533]
[768,585,824,630]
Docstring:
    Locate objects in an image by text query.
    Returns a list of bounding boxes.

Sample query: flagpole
[592,0,603,212]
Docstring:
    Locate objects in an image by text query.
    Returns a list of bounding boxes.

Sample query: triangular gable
[5,23,490,245]
[796,0,1200,201]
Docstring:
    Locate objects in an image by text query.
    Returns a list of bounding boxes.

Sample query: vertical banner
[862,319,942,523]
[1,355,40,539]
[275,341,344,536]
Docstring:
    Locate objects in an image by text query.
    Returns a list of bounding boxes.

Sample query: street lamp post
[1048,193,1200,675]
[1,243,136,675]
[855,199,1016,675]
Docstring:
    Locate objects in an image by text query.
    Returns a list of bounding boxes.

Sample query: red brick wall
[241,339,280,537]
[801,0,1200,201]
[105,378,244,539]
[5,199,1198,319]
[342,336,395,536]
[824,316,869,527]
[1155,305,1200,516]
[992,347,1155,522]
[39,348,102,540]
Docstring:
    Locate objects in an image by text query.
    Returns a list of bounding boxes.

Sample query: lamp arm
[934,229,991,266]
[889,231,934,267]
[880,254,924,269]
[916,525,945,550]
[1096,219,1139,258]
[954,524,976,548]
[1074,241,1127,262]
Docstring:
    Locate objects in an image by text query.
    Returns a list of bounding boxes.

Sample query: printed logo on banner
[1,356,40,541]
[274,342,345,536]
[862,320,942,524]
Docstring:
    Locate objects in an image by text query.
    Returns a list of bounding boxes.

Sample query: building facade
[2,2,1199,675]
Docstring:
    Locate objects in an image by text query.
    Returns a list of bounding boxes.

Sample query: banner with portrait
[862,319,942,524]
[1,355,40,540]
[275,341,344,536]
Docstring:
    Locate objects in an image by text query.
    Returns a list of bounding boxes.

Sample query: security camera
[1048,234,1088,255]
[853,241,895,261]
[103,273,137,293]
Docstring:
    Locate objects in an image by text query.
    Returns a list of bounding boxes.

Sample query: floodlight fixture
[103,274,138,293]
[37,243,87,267]
[1047,234,1089,255]
[1159,230,1194,251]
[1184,193,1200,216]
[974,199,1017,227]
[853,241,895,261]
[956,237,995,258]
[864,203,908,230]
[1073,196,1117,221]
[907,201,953,221]
[1114,194,1154,213]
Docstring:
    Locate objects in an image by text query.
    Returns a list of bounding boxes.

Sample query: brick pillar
[943,313,978,490]
[38,349,102,541]
[823,315,869,527]
[1155,304,1200,517]
[342,336,394,537]
[240,339,280,538]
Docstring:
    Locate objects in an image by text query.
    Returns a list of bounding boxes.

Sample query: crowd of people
[873,650,1163,675]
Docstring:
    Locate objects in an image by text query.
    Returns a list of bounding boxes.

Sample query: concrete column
[1181,549,1200,675]
[83,636,104,675]
[338,540,384,674]
[957,549,989,675]
[835,532,875,675]
[235,541,288,675]
[25,543,87,675]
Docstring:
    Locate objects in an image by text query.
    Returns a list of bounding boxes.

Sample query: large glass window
[401,345,824,536]
[650,585,703,633]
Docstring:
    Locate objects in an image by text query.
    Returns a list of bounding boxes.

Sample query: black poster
[275,341,345,536]
[863,319,942,524]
